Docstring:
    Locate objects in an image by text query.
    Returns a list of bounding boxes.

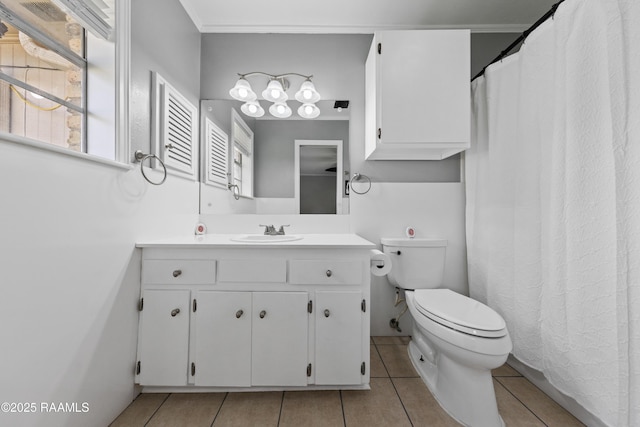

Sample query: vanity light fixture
[229,77,257,102]
[295,80,321,103]
[262,79,288,103]
[229,72,321,119]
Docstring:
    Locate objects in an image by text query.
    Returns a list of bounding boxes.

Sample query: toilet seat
[414,289,507,338]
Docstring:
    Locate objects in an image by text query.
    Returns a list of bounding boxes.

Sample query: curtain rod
[471,0,566,82]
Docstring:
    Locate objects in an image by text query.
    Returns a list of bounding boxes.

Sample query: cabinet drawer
[218,259,287,283]
[289,260,362,285]
[143,260,216,285]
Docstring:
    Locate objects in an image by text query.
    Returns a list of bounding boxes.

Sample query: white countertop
[136,234,376,249]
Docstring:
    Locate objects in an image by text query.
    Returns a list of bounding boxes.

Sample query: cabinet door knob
[171,308,180,317]
[326,270,332,277]
[236,309,244,319]
[172,269,182,277]
[324,309,330,318]
[259,310,266,319]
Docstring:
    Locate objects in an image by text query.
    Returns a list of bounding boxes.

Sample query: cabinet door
[194,291,251,386]
[315,291,363,385]
[251,292,309,386]
[377,30,469,145]
[137,289,190,386]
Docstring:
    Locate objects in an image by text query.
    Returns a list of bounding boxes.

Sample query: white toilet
[381,238,512,427]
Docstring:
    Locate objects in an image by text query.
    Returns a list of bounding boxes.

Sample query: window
[231,109,253,198]
[0,0,118,160]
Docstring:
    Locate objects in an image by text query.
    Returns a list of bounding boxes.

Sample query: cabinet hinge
[307,363,312,377]
[191,362,196,376]
[361,362,366,375]
[138,298,144,311]
[377,128,381,139]
[377,42,382,54]
[136,361,141,375]
[193,299,197,312]
[307,300,313,314]
[361,299,367,313]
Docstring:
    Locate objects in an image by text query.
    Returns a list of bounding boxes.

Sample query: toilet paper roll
[370,249,392,276]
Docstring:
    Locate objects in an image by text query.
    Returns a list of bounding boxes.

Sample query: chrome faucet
[260,224,290,235]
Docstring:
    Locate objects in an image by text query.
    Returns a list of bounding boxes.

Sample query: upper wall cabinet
[365,30,470,160]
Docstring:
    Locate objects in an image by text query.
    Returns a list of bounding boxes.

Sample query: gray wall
[254,120,348,198]
[200,33,459,183]
[470,33,521,78]
[131,0,201,153]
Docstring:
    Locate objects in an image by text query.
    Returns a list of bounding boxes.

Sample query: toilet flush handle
[390,250,402,255]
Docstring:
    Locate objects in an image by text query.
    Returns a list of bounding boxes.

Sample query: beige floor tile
[376,344,418,378]
[392,377,461,426]
[109,393,168,427]
[213,391,282,427]
[372,336,411,345]
[342,377,412,427]
[146,393,225,427]
[370,344,388,378]
[279,390,344,427]
[492,363,522,377]
[497,377,585,426]
[494,379,545,426]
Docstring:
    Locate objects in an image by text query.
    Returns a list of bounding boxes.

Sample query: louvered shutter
[203,118,228,187]
[51,0,114,40]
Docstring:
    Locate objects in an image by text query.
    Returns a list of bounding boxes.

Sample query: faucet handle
[277,225,290,234]
[259,224,275,234]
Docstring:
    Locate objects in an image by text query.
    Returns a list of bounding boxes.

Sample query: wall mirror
[199,99,350,215]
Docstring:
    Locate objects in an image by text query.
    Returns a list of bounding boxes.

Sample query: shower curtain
[465,0,639,425]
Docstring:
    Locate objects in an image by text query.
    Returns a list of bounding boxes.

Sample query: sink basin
[231,234,303,243]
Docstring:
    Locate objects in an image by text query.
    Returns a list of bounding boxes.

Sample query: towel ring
[349,173,371,195]
[134,150,167,186]
[228,183,240,200]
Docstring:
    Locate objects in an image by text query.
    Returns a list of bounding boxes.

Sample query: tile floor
[110,337,585,426]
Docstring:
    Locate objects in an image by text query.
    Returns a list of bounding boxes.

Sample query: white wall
[350,183,467,336]
[0,0,201,426]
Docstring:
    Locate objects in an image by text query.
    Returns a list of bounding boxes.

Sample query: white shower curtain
[466,0,640,425]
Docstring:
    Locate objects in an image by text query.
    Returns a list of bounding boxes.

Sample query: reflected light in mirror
[298,103,320,119]
[269,102,292,118]
[241,100,265,117]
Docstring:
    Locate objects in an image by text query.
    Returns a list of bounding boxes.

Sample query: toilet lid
[414,289,507,338]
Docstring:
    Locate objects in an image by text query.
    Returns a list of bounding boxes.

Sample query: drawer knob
[324,309,330,318]
[172,269,182,278]
[326,270,332,277]
[171,308,180,317]
[259,310,267,319]
[236,309,244,319]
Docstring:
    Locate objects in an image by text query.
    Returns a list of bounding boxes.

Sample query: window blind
[51,0,114,40]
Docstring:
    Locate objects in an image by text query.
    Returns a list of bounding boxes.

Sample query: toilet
[381,238,512,427]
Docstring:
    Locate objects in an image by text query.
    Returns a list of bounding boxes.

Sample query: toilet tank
[381,238,447,290]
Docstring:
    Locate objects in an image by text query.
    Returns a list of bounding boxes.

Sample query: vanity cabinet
[134,237,374,392]
[193,291,309,387]
[365,30,470,160]
[314,290,363,385]
[136,289,191,386]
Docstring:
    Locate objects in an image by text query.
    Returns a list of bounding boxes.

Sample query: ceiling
[178,0,559,34]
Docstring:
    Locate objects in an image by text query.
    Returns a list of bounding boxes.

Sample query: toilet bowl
[381,238,512,427]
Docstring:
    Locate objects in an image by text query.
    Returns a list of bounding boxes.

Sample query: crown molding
[195,23,529,34]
